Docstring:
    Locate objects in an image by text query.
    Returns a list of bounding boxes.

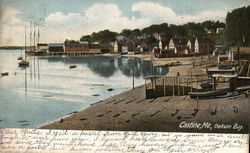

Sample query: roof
[100,43,111,48]
[37,43,48,46]
[187,39,195,43]
[218,54,229,58]
[196,38,214,43]
[171,38,187,46]
[160,40,169,47]
[48,43,64,47]
[90,44,100,49]
[65,42,89,47]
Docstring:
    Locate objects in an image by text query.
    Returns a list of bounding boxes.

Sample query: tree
[80,35,93,42]
[90,29,118,43]
[120,29,132,37]
[145,36,158,50]
[131,29,142,37]
[224,5,250,47]
[169,24,188,39]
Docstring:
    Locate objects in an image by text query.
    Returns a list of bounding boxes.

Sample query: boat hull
[188,88,228,98]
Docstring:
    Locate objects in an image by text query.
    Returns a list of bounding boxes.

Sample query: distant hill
[0,46,34,50]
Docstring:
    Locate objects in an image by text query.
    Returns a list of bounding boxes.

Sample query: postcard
[0,0,249,152]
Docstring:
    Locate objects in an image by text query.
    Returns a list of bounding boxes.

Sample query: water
[0,49,168,128]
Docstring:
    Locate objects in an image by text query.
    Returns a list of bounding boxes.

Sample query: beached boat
[69,65,77,69]
[236,85,250,93]
[188,88,228,98]
[1,72,9,76]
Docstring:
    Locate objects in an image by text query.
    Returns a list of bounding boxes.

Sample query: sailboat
[25,19,44,56]
[19,27,29,67]
[18,37,24,60]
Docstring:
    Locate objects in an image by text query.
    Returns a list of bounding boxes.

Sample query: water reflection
[0,50,169,128]
[45,56,168,78]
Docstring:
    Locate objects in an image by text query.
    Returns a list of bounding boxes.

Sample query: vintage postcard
[0,0,249,152]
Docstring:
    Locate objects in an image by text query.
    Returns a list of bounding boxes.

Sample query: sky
[0,0,249,46]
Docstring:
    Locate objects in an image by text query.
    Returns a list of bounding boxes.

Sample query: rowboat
[1,72,9,76]
[236,85,250,93]
[69,65,77,69]
[188,88,228,98]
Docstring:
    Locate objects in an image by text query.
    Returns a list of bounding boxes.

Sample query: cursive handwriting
[0,128,248,153]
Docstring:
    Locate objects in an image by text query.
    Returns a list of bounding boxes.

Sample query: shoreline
[40,83,248,133]
[40,54,248,133]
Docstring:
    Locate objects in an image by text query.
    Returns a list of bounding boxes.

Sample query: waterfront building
[64,41,89,56]
[89,43,101,54]
[37,43,48,53]
[100,43,111,54]
[48,43,64,55]
[194,38,215,54]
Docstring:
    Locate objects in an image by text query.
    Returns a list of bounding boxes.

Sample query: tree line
[80,5,249,50]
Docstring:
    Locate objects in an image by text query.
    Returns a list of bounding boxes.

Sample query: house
[187,39,195,53]
[64,41,89,55]
[100,43,111,54]
[48,43,64,55]
[122,40,135,54]
[159,40,169,50]
[175,46,191,56]
[153,33,164,40]
[37,43,48,53]
[169,38,187,50]
[194,38,215,54]
[113,37,136,54]
[136,41,147,53]
[216,27,224,34]
[113,40,122,53]
[204,28,214,34]
[89,43,101,54]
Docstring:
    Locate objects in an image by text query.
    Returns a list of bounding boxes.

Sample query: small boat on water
[17,56,23,60]
[1,72,9,76]
[18,60,29,67]
[188,88,228,98]
[69,65,77,69]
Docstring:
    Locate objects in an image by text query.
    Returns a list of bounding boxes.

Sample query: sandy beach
[40,55,248,133]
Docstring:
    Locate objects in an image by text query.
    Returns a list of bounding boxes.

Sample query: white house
[216,27,224,34]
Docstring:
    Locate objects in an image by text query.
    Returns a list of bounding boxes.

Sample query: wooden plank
[247,64,250,77]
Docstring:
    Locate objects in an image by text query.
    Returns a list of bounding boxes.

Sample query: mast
[30,20,32,51]
[33,20,36,50]
[37,20,40,45]
[37,20,40,52]
[24,26,26,58]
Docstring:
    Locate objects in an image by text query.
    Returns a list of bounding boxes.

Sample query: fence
[145,75,213,99]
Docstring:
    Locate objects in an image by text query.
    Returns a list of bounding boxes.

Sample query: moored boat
[18,56,23,60]
[18,60,29,67]
[188,88,228,98]
[69,65,77,69]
